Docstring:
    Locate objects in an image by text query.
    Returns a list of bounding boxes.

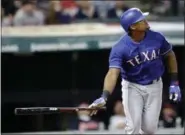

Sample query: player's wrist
[170,73,179,85]
[101,90,111,101]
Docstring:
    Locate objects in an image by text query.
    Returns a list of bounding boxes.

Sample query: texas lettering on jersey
[126,49,160,67]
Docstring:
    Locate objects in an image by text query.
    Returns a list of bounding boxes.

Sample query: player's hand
[169,82,181,102]
[88,97,106,116]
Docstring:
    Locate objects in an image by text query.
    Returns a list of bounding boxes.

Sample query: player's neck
[131,31,146,43]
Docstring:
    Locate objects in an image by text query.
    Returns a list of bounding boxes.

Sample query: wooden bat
[14,107,106,115]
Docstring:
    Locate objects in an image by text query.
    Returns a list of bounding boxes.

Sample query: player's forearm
[103,71,118,93]
[101,68,120,100]
[165,50,178,81]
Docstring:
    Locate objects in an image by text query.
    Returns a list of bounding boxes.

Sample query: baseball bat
[14,107,106,115]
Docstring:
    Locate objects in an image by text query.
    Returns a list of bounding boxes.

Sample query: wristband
[170,73,179,85]
[101,90,110,101]
[170,73,178,81]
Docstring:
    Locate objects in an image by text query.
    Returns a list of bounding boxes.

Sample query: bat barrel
[15,107,59,115]
[15,107,106,115]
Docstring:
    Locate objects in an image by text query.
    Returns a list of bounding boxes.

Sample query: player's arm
[164,50,178,81]
[101,68,120,100]
[102,46,123,101]
[160,34,181,102]
[160,34,178,82]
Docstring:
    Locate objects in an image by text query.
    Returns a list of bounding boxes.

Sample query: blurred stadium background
[1,0,184,134]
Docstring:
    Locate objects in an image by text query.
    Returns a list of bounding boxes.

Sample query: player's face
[130,20,150,31]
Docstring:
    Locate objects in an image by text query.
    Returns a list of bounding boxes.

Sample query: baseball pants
[121,78,163,134]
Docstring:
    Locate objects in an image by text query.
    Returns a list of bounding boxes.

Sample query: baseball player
[88,8,181,134]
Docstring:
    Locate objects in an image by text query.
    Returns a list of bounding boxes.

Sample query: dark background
[1,46,184,133]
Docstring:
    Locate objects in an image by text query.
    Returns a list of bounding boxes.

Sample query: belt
[146,77,160,85]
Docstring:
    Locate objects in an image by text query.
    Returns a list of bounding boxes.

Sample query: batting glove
[169,81,181,102]
[88,97,106,116]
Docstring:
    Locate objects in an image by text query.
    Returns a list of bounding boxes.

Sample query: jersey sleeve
[160,34,172,55]
[109,47,123,69]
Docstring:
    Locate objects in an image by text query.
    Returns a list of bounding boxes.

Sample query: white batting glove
[88,97,106,116]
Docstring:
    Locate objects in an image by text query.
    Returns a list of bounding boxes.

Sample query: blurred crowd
[1,0,184,27]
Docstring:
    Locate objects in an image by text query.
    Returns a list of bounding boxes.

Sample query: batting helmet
[120,8,149,32]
